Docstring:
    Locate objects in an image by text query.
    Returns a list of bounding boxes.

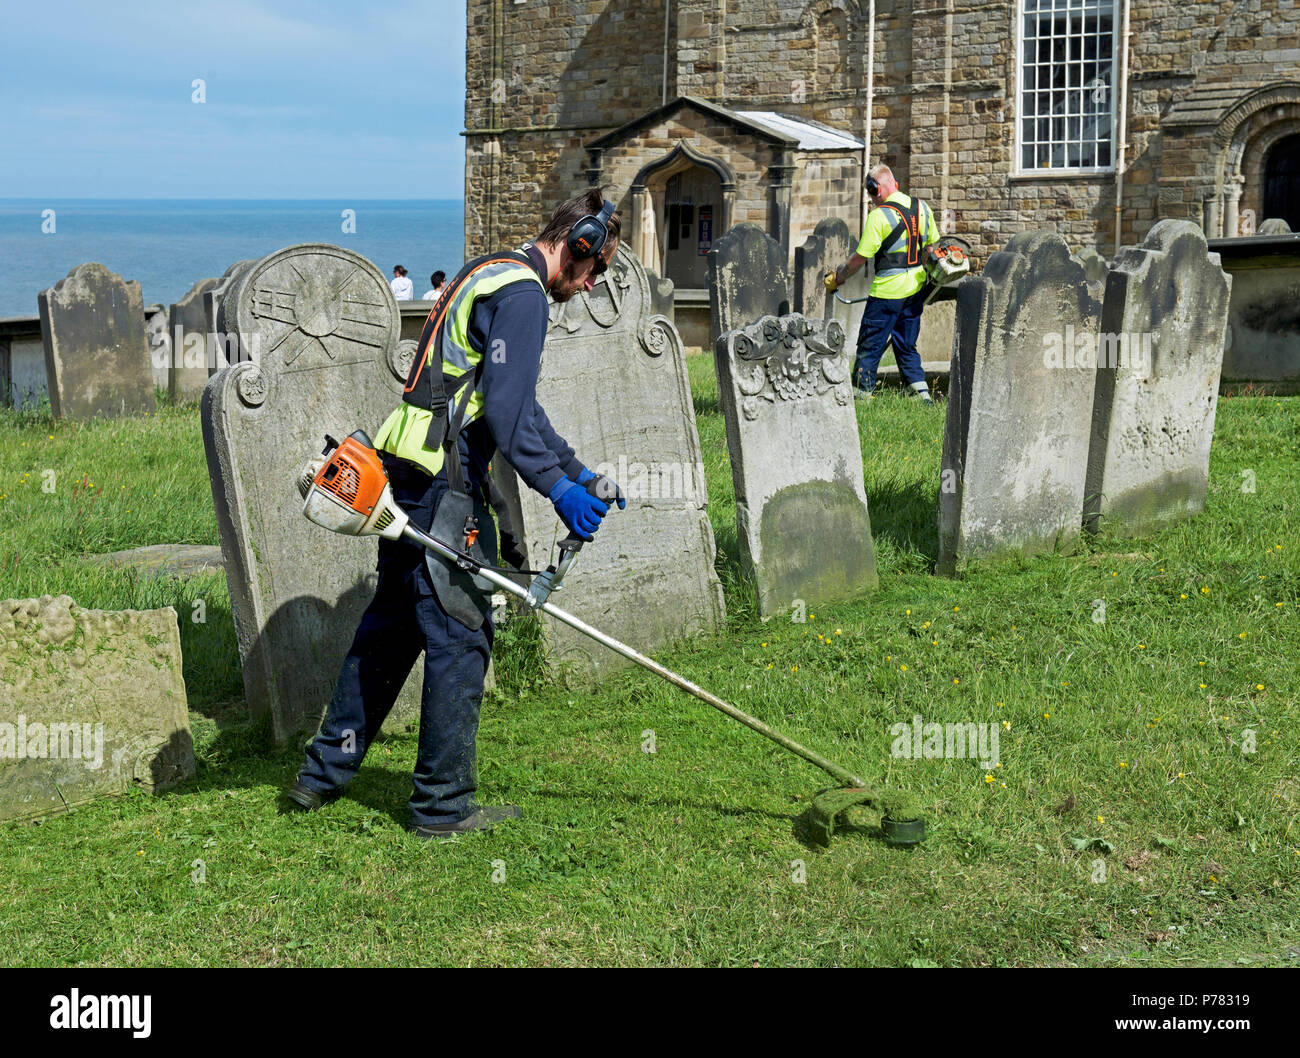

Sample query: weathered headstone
[169,277,220,401]
[714,313,876,617]
[145,303,170,390]
[938,232,1102,576]
[1084,220,1231,535]
[492,244,725,674]
[1075,246,1111,290]
[37,263,156,420]
[203,259,257,375]
[0,595,194,823]
[1257,218,1292,236]
[202,243,423,742]
[86,544,225,578]
[708,224,791,344]
[646,266,675,322]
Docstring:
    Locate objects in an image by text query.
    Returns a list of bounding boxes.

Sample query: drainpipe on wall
[663,0,671,106]
[1113,0,1130,256]
[862,0,876,232]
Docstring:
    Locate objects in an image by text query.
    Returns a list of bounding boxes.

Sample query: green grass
[1,378,1297,966]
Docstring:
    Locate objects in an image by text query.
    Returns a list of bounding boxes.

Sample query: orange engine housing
[313,436,389,517]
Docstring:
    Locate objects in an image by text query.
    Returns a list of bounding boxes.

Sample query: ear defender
[866,175,880,196]
[567,200,616,260]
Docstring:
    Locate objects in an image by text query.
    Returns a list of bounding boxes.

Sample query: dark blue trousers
[296,458,495,827]
[853,287,929,392]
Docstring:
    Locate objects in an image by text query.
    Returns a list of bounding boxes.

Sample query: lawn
[0,367,1297,967]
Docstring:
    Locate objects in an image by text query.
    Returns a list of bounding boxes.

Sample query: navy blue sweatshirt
[450,244,583,497]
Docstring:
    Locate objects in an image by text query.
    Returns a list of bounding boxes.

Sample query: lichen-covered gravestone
[708,224,791,345]
[1085,221,1232,536]
[793,218,869,352]
[37,263,155,420]
[938,231,1102,575]
[203,244,423,742]
[0,595,194,823]
[715,313,877,617]
[169,277,220,401]
[492,244,725,674]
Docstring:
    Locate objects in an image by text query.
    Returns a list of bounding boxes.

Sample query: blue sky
[0,0,467,199]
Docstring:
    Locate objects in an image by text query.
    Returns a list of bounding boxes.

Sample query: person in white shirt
[421,270,446,300]
[390,265,414,301]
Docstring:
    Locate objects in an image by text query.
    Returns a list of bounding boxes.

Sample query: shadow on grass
[867,478,940,568]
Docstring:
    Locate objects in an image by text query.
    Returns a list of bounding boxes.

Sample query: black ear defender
[866,175,880,197]
[567,199,616,259]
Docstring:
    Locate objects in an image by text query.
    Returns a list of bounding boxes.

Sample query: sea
[0,199,465,319]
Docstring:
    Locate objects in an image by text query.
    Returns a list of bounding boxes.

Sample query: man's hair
[869,164,895,184]
[432,270,445,286]
[394,265,407,276]
[536,187,622,251]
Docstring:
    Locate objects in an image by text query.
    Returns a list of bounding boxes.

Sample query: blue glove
[549,477,608,541]
[574,465,627,510]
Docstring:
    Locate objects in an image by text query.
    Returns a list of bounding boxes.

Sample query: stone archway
[629,144,736,288]
[1207,83,1300,237]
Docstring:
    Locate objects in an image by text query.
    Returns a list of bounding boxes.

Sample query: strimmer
[297,430,924,846]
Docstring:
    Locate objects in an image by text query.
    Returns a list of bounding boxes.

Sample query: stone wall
[465,0,1300,258]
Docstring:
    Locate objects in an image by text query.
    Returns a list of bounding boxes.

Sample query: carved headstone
[169,277,220,401]
[202,243,422,742]
[1085,220,1232,535]
[492,244,725,675]
[708,224,791,345]
[938,232,1102,575]
[37,263,155,420]
[0,595,194,823]
[714,313,877,617]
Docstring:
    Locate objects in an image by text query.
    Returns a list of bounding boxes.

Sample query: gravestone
[145,304,170,390]
[708,224,791,344]
[37,263,155,420]
[646,266,675,322]
[204,259,257,374]
[0,595,194,823]
[1258,218,1292,236]
[203,243,424,742]
[1075,246,1111,290]
[714,313,876,617]
[492,243,725,674]
[938,232,1102,576]
[169,277,220,401]
[1085,220,1232,536]
[793,217,871,352]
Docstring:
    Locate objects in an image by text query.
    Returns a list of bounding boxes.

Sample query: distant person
[826,164,940,404]
[422,270,447,300]
[390,265,414,301]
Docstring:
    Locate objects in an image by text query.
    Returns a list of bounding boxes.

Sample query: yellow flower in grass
[984,774,995,784]
[1238,632,1247,640]
[900,664,908,671]
[952,677,960,685]
[1043,712,1051,719]
[1119,761,1128,768]
[1180,594,1188,599]
[1200,683,1207,690]
[1201,586,1210,595]
[1001,720,1011,730]
[922,621,931,629]
[1256,684,1265,691]
[1096,815,1104,825]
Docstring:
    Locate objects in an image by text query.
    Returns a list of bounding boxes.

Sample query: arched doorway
[659,165,723,290]
[1264,134,1300,231]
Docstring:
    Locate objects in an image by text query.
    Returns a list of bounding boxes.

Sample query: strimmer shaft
[402,521,868,790]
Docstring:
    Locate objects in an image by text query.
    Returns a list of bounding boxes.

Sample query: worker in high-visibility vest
[287,189,626,839]
[826,164,941,404]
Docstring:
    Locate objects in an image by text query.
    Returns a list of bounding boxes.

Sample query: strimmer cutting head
[297,430,410,541]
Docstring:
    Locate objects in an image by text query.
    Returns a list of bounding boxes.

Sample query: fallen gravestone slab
[492,243,725,675]
[715,313,877,617]
[0,594,194,823]
[938,231,1102,575]
[203,243,423,742]
[86,544,225,578]
[38,263,156,420]
[1085,220,1232,536]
